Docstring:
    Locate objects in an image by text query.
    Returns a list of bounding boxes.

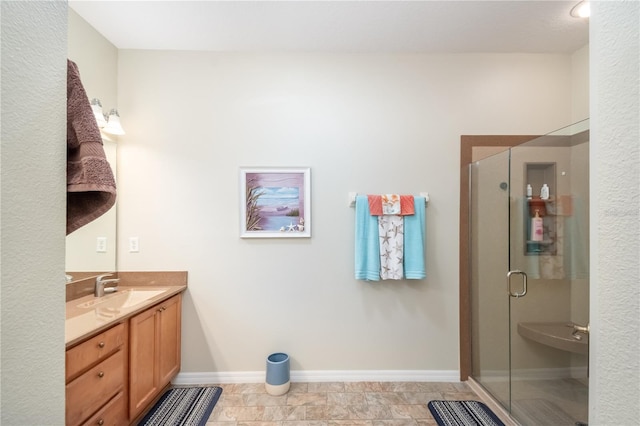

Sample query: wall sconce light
[90,98,107,128]
[90,98,126,135]
[570,1,590,18]
[103,109,125,136]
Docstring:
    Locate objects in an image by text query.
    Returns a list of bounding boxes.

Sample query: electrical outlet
[96,237,107,253]
[129,237,139,253]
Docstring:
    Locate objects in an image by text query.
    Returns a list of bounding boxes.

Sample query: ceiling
[69,1,589,54]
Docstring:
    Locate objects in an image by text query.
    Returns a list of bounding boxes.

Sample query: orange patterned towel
[368,195,415,216]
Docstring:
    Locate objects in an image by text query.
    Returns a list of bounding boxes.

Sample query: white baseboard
[172,370,460,386]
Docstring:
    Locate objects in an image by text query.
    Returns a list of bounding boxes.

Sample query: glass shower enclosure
[470,120,589,425]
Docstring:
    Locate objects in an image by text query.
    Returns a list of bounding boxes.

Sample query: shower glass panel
[470,149,511,410]
[470,119,589,426]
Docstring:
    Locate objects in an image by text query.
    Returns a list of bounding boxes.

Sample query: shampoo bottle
[531,210,544,242]
[526,184,532,199]
[540,184,550,200]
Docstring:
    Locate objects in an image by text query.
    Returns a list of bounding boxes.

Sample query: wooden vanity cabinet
[65,322,128,426]
[129,293,182,420]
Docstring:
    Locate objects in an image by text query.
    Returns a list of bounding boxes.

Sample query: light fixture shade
[90,98,107,128]
[103,109,125,135]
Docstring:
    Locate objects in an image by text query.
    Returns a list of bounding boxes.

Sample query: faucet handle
[94,274,118,297]
[96,273,113,283]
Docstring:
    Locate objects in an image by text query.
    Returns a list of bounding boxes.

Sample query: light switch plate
[96,237,107,253]
[129,237,139,253]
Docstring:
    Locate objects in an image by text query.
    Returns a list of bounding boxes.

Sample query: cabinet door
[157,294,182,387]
[129,307,158,419]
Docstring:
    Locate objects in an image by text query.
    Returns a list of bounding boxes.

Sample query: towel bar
[348,192,429,208]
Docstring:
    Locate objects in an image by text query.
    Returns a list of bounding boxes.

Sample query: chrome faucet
[95,274,120,297]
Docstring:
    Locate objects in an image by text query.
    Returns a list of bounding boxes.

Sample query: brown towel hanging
[66,59,116,235]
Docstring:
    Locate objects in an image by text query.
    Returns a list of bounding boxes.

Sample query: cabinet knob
[97,419,104,425]
[98,342,105,348]
[97,371,105,378]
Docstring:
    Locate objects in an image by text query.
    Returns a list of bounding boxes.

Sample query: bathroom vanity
[65,272,187,426]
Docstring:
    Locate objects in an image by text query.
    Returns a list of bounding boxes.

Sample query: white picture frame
[240,167,311,238]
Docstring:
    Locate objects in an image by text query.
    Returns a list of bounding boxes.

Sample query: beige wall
[67,9,118,109]
[571,45,590,123]
[0,1,67,423]
[116,50,579,378]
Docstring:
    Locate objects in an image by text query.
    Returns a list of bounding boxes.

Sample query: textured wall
[0,1,67,422]
[590,1,640,423]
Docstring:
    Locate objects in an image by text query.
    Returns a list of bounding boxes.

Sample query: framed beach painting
[240,167,311,238]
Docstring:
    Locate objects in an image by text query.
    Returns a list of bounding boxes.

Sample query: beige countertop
[65,284,186,347]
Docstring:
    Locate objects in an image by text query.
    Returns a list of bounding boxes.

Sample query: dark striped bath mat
[138,386,222,426]
[428,400,506,426]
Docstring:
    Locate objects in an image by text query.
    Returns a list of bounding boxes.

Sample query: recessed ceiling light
[570,1,590,18]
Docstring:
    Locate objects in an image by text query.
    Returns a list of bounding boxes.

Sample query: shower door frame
[458,134,538,381]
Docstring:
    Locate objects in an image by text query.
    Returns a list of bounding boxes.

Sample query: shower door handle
[507,270,528,298]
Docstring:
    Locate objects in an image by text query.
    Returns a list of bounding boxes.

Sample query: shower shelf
[518,322,588,355]
[524,163,557,256]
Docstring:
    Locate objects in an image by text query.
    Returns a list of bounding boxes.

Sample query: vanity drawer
[66,350,124,426]
[66,323,125,381]
[81,391,127,426]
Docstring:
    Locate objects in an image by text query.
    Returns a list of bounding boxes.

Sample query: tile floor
[205,381,509,426]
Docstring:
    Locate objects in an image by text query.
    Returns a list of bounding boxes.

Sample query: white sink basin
[119,289,166,308]
[77,289,167,310]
